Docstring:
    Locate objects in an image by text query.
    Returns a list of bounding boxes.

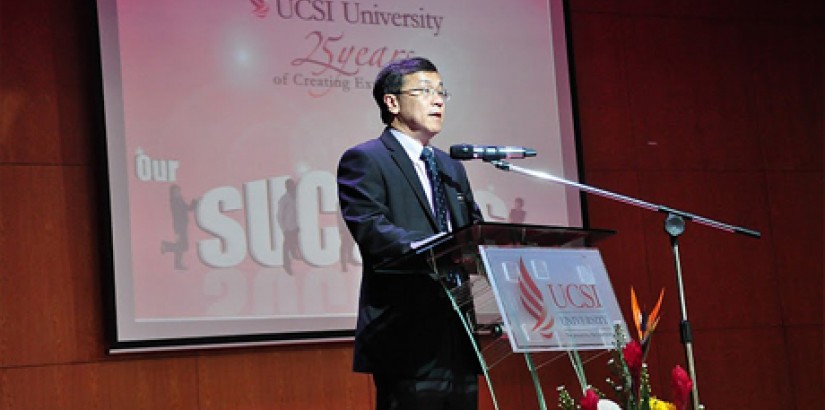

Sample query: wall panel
[750,25,824,171]
[0,165,103,366]
[0,358,199,409]
[197,344,371,410]
[0,0,96,165]
[569,14,635,171]
[783,326,824,406]
[99,357,200,409]
[766,172,824,326]
[569,0,824,22]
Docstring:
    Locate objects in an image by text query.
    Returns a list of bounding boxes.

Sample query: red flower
[671,365,693,410]
[623,340,643,373]
[622,340,643,394]
[579,388,599,410]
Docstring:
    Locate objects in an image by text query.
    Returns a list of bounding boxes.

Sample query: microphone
[449,144,537,161]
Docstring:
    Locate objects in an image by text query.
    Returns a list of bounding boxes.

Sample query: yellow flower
[649,397,676,410]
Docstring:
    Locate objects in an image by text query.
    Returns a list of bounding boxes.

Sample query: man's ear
[384,94,400,115]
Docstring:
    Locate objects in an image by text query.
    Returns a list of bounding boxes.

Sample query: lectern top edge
[376,221,615,272]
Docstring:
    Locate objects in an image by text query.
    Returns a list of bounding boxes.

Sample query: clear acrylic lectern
[377,222,626,410]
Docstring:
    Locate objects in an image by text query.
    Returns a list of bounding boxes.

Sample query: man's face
[385,71,446,145]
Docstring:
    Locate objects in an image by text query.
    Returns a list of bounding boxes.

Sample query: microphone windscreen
[450,144,475,159]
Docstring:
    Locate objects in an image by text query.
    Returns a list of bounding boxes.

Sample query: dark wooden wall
[0,0,821,408]
[569,1,823,408]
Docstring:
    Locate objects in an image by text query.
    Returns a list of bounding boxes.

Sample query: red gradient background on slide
[98,0,580,345]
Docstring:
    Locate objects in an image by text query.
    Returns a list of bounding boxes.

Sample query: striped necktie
[420,147,449,232]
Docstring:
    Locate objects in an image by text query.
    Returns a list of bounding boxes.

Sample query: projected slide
[97,0,580,350]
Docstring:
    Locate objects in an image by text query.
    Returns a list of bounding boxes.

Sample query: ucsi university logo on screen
[517,258,606,341]
[246,0,446,96]
[248,0,444,37]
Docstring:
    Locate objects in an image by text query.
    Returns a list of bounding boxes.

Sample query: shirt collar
[389,127,427,162]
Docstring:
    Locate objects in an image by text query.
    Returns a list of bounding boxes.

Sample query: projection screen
[97,0,582,352]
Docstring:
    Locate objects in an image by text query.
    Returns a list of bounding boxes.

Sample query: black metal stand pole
[665,214,700,410]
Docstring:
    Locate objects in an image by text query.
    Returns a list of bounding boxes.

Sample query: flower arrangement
[557,288,695,410]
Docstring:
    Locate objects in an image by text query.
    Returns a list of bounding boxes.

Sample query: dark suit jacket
[337,128,483,376]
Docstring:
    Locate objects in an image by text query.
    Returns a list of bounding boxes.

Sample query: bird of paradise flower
[630,286,664,357]
[518,258,555,338]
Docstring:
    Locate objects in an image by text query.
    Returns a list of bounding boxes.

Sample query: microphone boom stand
[488,160,760,410]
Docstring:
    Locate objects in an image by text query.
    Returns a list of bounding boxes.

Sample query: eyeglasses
[397,88,451,101]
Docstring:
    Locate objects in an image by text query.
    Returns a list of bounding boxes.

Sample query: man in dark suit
[337,57,484,409]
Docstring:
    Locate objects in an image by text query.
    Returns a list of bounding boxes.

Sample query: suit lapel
[379,131,439,229]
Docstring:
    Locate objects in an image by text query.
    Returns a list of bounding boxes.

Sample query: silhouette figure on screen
[161,184,198,270]
[277,177,301,275]
[485,196,527,223]
[508,197,527,223]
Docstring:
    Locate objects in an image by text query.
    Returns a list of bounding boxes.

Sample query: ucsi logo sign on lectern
[481,247,627,353]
